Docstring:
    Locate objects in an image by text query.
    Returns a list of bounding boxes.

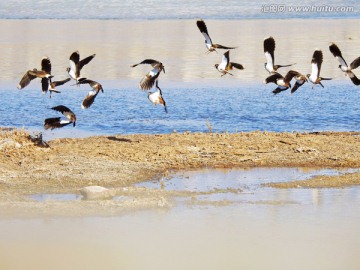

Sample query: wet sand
[1,128,360,216]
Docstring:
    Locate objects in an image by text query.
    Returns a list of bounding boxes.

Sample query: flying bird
[264,36,295,74]
[131,59,165,91]
[77,79,104,109]
[196,19,237,54]
[306,49,332,88]
[44,105,76,130]
[329,42,360,85]
[66,51,96,84]
[43,78,71,98]
[17,57,53,90]
[290,72,308,94]
[148,82,168,113]
[348,71,360,85]
[214,50,244,76]
[264,70,300,95]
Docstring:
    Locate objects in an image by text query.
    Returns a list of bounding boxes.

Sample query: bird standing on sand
[215,50,244,76]
[66,51,96,84]
[17,57,53,90]
[306,49,332,88]
[131,59,165,91]
[44,105,76,130]
[264,36,295,74]
[77,79,104,109]
[329,42,360,85]
[196,19,237,54]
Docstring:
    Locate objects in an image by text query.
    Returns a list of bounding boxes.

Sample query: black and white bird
[148,82,168,113]
[348,71,360,86]
[290,72,308,94]
[77,79,104,109]
[214,50,244,76]
[264,36,295,74]
[306,49,332,88]
[329,42,360,85]
[17,57,53,90]
[43,78,71,98]
[44,105,76,130]
[131,59,165,91]
[66,51,96,84]
[196,19,237,54]
[264,70,299,95]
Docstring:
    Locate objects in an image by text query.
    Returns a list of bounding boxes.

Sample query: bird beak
[163,67,166,74]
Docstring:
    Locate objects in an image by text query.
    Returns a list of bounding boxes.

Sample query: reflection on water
[1,19,360,83]
[1,181,360,270]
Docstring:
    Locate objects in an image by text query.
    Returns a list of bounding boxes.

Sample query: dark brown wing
[291,81,306,94]
[81,90,99,109]
[230,62,244,70]
[131,59,160,68]
[51,105,74,115]
[284,70,300,83]
[213,44,237,50]
[79,54,96,70]
[264,72,283,84]
[17,70,37,89]
[41,57,51,74]
[140,73,160,90]
[196,20,209,37]
[41,78,49,94]
[69,51,80,65]
[77,79,95,85]
[348,71,360,86]
[264,36,276,64]
[53,78,71,87]
[350,57,360,70]
[44,117,71,130]
[312,50,323,76]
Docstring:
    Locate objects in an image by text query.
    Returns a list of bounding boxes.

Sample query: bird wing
[69,51,79,77]
[17,70,37,89]
[213,44,236,50]
[284,70,300,83]
[311,50,323,78]
[230,62,244,70]
[41,57,52,74]
[264,36,275,67]
[44,117,72,130]
[41,78,49,94]
[350,57,360,70]
[219,51,230,70]
[264,72,283,84]
[79,54,96,70]
[348,71,360,85]
[131,59,160,68]
[329,43,348,67]
[139,67,161,90]
[196,20,212,45]
[81,90,98,109]
[53,78,71,87]
[51,105,75,117]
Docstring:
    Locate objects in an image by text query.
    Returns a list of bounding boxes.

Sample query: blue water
[1,80,360,138]
[0,0,359,20]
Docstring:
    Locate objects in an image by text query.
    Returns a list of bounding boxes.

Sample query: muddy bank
[1,128,360,216]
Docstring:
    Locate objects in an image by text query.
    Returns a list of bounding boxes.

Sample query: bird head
[66,67,70,73]
[214,64,219,69]
[306,74,310,78]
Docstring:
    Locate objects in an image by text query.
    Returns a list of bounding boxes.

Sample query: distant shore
[1,128,360,216]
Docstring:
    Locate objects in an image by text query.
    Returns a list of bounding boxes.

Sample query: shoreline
[1,129,360,215]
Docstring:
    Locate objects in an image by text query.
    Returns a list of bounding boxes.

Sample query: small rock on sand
[80,186,116,200]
